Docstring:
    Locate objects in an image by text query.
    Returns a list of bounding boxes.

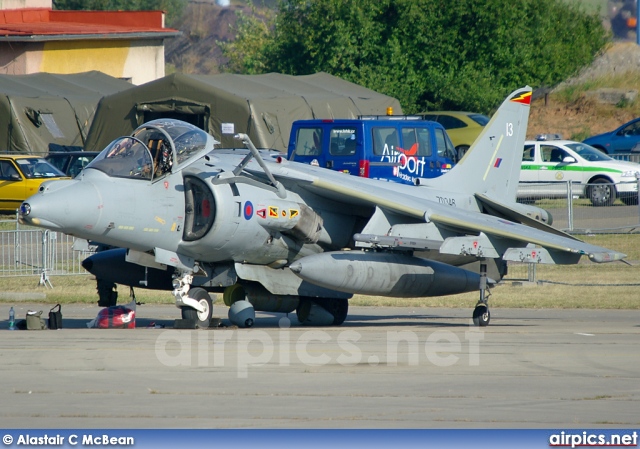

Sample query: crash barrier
[612,153,640,164]
[517,179,640,232]
[0,220,94,281]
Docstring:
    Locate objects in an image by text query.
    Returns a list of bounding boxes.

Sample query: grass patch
[351,281,640,310]
[556,70,640,102]
[553,70,640,121]
[0,254,638,310]
[0,275,169,305]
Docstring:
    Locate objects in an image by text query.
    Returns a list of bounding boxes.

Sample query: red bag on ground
[94,306,136,329]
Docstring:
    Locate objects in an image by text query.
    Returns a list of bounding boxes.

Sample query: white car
[518,139,640,206]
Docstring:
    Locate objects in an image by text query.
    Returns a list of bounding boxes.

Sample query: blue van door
[289,126,325,167]
[289,124,361,175]
[433,127,457,175]
[325,126,360,175]
[369,126,403,181]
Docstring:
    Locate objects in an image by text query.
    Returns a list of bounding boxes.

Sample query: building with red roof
[0,0,180,85]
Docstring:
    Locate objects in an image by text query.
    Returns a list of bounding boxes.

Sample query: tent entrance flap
[136,99,210,130]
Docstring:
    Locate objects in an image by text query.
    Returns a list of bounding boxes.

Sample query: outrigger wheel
[472,263,491,327]
[473,302,490,327]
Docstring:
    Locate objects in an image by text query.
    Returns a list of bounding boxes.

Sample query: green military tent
[84,72,402,153]
[0,71,133,155]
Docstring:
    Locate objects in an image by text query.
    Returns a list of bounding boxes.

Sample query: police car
[518,137,640,206]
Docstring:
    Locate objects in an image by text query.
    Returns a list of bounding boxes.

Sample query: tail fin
[422,86,531,202]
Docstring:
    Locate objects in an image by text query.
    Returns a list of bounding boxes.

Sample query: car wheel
[587,178,616,207]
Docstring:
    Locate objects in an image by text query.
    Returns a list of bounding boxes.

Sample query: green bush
[223,0,609,114]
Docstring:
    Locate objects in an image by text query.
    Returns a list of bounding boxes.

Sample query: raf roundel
[244,201,254,220]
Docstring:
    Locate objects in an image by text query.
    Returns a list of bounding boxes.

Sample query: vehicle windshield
[468,114,490,126]
[566,143,613,162]
[15,158,65,179]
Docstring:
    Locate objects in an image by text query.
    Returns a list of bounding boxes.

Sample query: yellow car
[422,111,489,158]
[0,155,69,212]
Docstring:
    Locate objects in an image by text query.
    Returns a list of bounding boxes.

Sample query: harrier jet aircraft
[18,86,625,328]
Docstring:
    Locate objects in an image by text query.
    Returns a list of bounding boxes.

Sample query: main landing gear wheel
[472,302,490,327]
[297,298,349,326]
[181,287,213,328]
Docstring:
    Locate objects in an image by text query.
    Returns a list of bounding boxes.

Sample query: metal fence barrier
[611,153,640,164]
[508,178,640,282]
[517,179,640,232]
[0,221,94,284]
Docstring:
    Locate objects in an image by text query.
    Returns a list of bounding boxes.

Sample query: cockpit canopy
[85,119,213,181]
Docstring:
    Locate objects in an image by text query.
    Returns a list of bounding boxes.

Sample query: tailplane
[420,86,532,202]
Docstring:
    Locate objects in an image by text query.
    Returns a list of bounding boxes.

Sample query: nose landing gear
[174,272,214,328]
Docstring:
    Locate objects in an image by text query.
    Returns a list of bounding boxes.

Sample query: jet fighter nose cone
[20,179,102,235]
[19,200,65,230]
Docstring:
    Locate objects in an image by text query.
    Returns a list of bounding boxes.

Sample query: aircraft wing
[424,203,625,263]
[257,161,626,264]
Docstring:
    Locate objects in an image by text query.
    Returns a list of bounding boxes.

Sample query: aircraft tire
[317,298,349,325]
[297,297,348,326]
[472,302,490,327]
[181,287,213,328]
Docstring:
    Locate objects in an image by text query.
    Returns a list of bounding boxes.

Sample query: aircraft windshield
[85,119,212,180]
[86,137,155,180]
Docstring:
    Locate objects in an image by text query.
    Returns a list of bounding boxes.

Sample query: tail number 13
[506,123,514,137]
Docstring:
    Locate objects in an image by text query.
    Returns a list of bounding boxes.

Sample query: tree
[222,0,609,113]
[52,0,187,26]
[219,8,276,74]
